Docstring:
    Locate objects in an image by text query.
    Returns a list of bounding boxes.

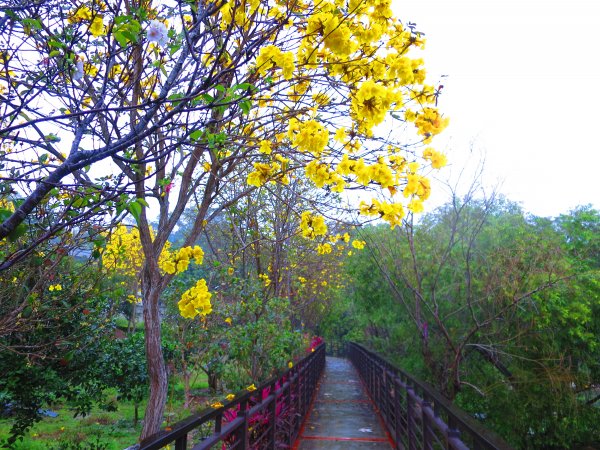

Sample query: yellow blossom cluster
[317,243,332,254]
[351,80,400,133]
[255,45,295,80]
[0,198,15,212]
[407,198,425,213]
[288,119,329,157]
[408,107,450,143]
[423,148,447,169]
[160,245,204,275]
[258,140,272,154]
[230,0,449,227]
[299,211,328,239]
[360,199,405,229]
[305,161,345,192]
[258,273,272,287]
[103,225,172,277]
[127,294,142,304]
[219,0,265,30]
[307,8,358,57]
[403,170,431,200]
[68,6,93,23]
[386,56,426,86]
[336,155,397,189]
[246,160,289,187]
[68,5,106,36]
[351,240,366,250]
[307,230,368,265]
[178,279,212,319]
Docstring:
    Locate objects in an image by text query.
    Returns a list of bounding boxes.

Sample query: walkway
[293,357,394,449]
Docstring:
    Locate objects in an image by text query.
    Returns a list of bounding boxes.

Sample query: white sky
[392,0,600,217]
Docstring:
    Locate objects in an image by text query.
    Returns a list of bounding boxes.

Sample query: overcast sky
[392,0,600,217]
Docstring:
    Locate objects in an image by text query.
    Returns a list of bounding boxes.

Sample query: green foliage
[99,332,148,406]
[0,255,117,444]
[113,15,141,48]
[224,293,302,389]
[0,208,27,243]
[46,437,110,450]
[343,199,600,448]
[455,373,600,449]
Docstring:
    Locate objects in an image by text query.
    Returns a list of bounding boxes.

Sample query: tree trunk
[208,371,219,391]
[140,282,168,440]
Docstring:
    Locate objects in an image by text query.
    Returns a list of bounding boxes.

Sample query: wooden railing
[348,342,513,450]
[134,343,325,450]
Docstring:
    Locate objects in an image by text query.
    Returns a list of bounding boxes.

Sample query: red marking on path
[315,399,370,404]
[300,435,389,442]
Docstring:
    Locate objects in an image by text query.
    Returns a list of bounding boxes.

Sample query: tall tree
[355,192,567,398]
[1,0,449,438]
[346,197,600,447]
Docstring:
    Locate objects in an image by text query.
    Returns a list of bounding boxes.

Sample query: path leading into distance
[293,357,394,450]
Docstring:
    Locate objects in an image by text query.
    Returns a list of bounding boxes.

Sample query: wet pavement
[293,357,394,450]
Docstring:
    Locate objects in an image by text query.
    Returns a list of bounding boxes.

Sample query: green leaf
[169,43,181,57]
[132,6,148,21]
[115,201,126,216]
[240,100,252,115]
[114,31,128,47]
[158,177,171,187]
[8,223,27,242]
[44,133,60,143]
[93,236,106,248]
[47,39,65,49]
[22,18,42,30]
[121,30,139,44]
[128,201,142,224]
[0,209,26,243]
[232,83,253,92]
[190,130,203,142]
[168,92,185,107]
[114,15,132,25]
[0,208,12,222]
[72,197,86,208]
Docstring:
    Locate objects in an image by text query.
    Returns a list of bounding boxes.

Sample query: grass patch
[0,398,144,449]
[171,370,209,395]
[0,372,215,449]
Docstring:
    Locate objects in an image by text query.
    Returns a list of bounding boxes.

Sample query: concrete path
[293,357,394,450]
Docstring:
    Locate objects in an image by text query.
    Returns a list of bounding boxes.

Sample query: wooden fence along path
[135,342,512,449]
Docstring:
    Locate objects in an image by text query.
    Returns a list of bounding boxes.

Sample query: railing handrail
[348,342,513,450]
[135,342,326,450]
